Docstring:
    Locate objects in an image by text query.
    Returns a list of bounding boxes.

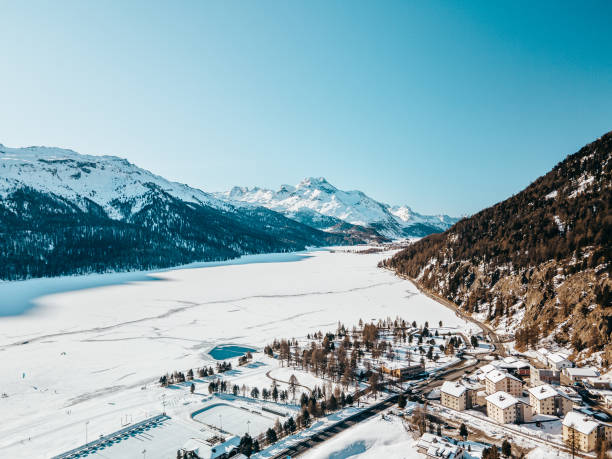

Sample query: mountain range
[0,145,453,280]
[386,130,612,366]
[216,177,457,240]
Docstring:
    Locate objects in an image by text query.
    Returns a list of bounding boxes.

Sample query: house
[562,412,605,452]
[547,352,573,370]
[440,381,472,411]
[536,348,550,365]
[416,433,465,459]
[555,385,582,404]
[486,391,531,424]
[495,356,530,376]
[182,436,241,459]
[563,367,600,383]
[528,384,573,417]
[485,370,523,397]
[530,366,560,387]
[380,362,425,379]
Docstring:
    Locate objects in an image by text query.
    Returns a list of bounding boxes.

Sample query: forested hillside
[386,131,612,368]
[0,146,361,280]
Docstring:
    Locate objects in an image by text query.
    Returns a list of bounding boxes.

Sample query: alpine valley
[386,130,612,366]
[0,145,455,280]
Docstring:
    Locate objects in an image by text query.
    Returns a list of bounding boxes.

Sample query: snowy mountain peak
[217,177,458,239]
[0,144,228,220]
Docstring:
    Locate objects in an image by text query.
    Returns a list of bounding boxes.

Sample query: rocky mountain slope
[217,177,457,240]
[386,131,612,369]
[0,145,359,280]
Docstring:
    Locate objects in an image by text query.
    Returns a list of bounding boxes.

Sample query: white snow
[440,381,468,398]
[485,391,520,409]
[544,190,558,200]
[562,411,599,435]
[0,249,478,458]
[299,413,421,459]
[216,177,456,239]
[0,144,230,220]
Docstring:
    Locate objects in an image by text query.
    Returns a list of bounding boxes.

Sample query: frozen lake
[0,251,310,316]
[0,247,478,458]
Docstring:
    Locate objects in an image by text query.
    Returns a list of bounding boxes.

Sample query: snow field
[0,249,478,458]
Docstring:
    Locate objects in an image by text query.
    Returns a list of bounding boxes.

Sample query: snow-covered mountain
[217,177,458,239]
[0,144,229,220]
[0,146,360,280]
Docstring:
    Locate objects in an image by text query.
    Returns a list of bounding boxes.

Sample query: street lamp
[219,414,223,432]
[247,420,251,435]
[142,448,146,459]
[85,421,89,445]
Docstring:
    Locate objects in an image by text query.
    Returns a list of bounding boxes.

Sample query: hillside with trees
[385,131,612,369]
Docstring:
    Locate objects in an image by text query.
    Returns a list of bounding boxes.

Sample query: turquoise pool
[209,345,256,360]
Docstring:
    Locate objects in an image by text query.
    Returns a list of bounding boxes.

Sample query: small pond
[209,345,256,360]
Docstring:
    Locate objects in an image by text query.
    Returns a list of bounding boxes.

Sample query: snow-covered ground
[0,248,478,458]
[299,413,420,459]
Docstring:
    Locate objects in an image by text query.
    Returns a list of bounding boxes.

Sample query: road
[269,274,508,458]
[270,395,399,459]
[398,273,507,357]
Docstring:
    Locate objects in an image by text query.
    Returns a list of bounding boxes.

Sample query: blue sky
[1,1,611,216]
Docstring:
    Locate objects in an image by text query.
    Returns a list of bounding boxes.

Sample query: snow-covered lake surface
[0,251,310,316]
[0,247,478,458]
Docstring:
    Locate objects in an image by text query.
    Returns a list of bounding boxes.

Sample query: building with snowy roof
[485,391,531,424]
[182,435,241,459]
[563,367,600,383]
[547,352,573,370]
[440,381,472,411]
[416,433,465,459]
[485,370,523,397]
[562,411,612,452]
[528,384,573,417]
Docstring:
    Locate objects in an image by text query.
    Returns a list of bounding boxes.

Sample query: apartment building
[528,384,573,417]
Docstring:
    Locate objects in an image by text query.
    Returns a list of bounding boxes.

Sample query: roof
[537,348,549,355]
[548,353,570,364]
[565,367,600,378]
[563,411,600,435]
[193,436,241,459]
[486,370,520,384]
[441,381,468,397]
[417,434,462,458]
[528,384,569,401]
[486,391,520,409]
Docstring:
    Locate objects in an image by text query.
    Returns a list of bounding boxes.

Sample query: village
[47,314,612,459]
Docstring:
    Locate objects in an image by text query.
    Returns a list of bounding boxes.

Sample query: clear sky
[1,1,611,216]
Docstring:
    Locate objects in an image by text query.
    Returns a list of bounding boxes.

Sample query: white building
[416,433,465,459]
[547,352,573,370]
[485,391,531,424]
[563,367,600,383]
[528,384,573,417]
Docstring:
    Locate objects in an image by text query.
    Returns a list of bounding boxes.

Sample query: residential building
[495,356,530,377]
[530,366,560,387]
[440,381,472,411]
[562,412,601,452]
[416,433,465,459]
[485,391,531,424]
[547,352,573,370]
[528,384,573,417]
[380,362,424,379]
[563,367,600,383]
[485,370,523,397]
